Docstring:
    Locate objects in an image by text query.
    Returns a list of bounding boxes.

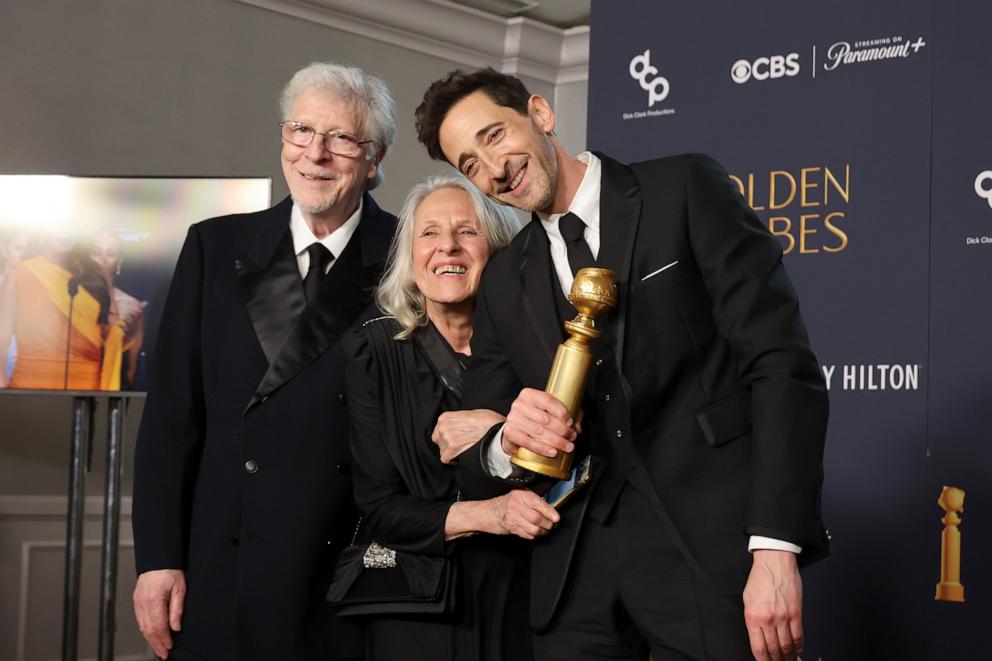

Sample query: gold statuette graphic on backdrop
[935,485,966,602]
[511,267,617,479]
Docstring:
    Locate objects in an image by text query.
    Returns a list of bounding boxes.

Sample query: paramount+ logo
[731,53,800,84]
[628,49,670,107]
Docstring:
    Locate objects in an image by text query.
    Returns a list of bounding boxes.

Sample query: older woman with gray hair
[334,173,557,660]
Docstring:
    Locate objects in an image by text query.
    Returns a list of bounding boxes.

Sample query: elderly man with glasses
[131,62,397,661]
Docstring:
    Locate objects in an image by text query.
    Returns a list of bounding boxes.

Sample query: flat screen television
[0,175,271,393]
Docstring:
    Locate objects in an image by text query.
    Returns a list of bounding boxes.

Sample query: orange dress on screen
[7,257,122,390]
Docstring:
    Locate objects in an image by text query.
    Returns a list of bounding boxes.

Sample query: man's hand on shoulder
[743,549,803,661]
[501,388,577,459]
[133,568,186,659]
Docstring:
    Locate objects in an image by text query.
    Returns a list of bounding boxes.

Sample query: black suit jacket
[132,194,395,660]
[458,153,829,630]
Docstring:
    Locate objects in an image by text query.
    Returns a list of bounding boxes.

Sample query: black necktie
[302,243,333,302]
[559,212,595,277]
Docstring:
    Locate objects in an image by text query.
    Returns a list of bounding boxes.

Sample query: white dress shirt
[289,200,362,278]
[484,152,800,555]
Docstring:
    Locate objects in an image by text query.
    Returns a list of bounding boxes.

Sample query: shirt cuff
[485,424,514,478]
[748,535,802,554]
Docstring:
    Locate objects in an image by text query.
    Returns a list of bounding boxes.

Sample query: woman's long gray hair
[376,172,522,338]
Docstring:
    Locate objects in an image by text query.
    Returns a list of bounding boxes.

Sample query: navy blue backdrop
[588,1,990,657]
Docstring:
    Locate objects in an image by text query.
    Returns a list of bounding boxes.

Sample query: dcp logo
[629,50,670,107]
[976,171,992,208]
[731,53,800,84]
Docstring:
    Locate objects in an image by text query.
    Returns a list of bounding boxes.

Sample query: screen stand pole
[62,396,94,661]
[97,397,126,661]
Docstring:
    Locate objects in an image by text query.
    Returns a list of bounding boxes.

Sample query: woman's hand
[444,489,560,541]
[432,409,505,464]
[488,489,560,540]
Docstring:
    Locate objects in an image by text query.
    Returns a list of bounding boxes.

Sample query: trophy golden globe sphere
[569,267,617,319]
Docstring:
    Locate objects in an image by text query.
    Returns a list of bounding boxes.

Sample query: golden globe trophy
[510,267,617,479]
[935,485,966,602]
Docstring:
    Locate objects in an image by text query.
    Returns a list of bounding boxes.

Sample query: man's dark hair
[415,68,531,162]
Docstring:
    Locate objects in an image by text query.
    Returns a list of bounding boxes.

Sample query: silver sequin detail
[362,541,397,569]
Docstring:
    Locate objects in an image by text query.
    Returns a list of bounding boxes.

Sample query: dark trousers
[534,485,751,660]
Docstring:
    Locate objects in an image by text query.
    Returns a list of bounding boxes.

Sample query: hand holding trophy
[510,267,617,479]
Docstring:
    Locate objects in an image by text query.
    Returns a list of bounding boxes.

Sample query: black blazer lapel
[519,221,566,363]
[248,194,394,409]
[235,197,306,365]
[595,153,643,375]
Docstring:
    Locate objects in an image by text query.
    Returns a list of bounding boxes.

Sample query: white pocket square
[640,260,679,282]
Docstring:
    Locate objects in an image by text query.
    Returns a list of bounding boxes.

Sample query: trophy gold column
[510,267,617,479]
[935,485,966,602]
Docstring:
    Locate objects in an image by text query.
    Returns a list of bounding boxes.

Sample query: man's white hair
[280,62,397,190]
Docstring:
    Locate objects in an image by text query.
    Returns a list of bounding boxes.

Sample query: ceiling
[452,0,591,29]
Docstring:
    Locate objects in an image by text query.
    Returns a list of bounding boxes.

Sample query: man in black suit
[416,69,828,660]
[131,62,397,661]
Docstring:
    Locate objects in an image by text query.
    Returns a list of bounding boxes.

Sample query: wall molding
[17,539,139,661]
[232,0,589,84]
[0,495,133,519]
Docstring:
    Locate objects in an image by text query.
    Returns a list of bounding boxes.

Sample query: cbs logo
[976,171,992,208]
[629,49,670,107]
[731,53,800,84]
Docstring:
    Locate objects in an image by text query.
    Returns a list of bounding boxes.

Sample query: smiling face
[438,91,559,213]
[90,230,121,274]
[281,89,377,224]
[411,187,490,319]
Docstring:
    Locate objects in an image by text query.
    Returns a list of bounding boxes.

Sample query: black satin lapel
[235,206,305,365]
[250,230,375,406]
[596,155,642,371]
[520,223,566,362]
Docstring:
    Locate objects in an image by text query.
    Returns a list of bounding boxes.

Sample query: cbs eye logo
[976,171,992,209]
[629,50,670,107]
[731,53,800,84]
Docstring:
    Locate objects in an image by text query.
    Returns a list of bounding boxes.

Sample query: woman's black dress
[343,315,533,661]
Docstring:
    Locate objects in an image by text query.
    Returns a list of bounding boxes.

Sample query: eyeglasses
[279,121,375,157]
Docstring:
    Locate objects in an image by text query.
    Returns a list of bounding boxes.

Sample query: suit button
[335,463,350,474]
[230,534,240,546]
[615,430,623,438]
[604,394,612,402]
[595,358,604,367]
[245,460,258,474]
[337,393,346,403]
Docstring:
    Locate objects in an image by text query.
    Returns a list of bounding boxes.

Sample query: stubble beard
[292,189,340,215]
[496,140,559,213]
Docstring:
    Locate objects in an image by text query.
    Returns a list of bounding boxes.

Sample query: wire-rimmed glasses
[279,120,375,157]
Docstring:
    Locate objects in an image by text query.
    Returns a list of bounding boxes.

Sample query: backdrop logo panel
[820,35,927,73]
[728,164,850,255]
[587,0,985,656]
[623,49,675,120]
[730,53,800,84]
[820,363,921,391]
[966,170,992,247]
